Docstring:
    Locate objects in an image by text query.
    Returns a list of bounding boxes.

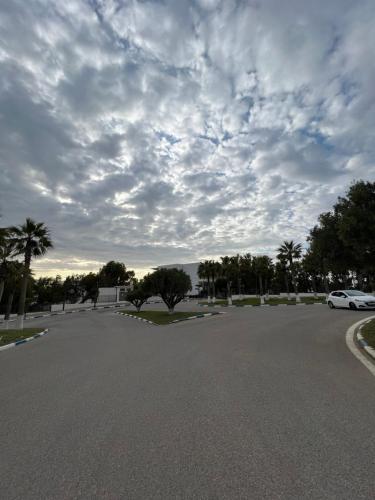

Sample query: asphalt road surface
[1,304,374,499]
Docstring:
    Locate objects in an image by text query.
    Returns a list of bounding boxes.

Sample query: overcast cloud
[1,0,374,277]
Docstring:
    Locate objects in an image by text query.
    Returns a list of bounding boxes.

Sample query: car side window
[340,293,347,298]
[332,292,340,297]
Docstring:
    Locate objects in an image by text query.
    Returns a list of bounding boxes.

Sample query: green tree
[198,261,211,302]
[277,240,302,302]
[144,268,191,314]
[220,256,238,305]
[208,260,221,303]
[80,273,99,305]
[125,281,152,312]
[252,255,273,304]
[98,261,135,287]
[0,228,14,304]
[3,261,23,329]
[10,219,53,329]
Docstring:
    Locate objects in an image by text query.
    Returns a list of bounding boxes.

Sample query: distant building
[97,285,130,303]
[157,262,200,296]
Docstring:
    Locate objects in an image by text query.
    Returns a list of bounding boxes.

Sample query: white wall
[158,262,200,296]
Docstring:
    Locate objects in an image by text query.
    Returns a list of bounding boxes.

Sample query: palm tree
[0,228,14,304]
[10,218,53,329]
[198,261,211,302]
[277,240,302,302]
[3,261,24,329]
[252,255,273,304]
[208,260,221,303]
[221,256,236,305]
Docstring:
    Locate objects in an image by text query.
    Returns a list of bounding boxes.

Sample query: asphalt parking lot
[1,304,374,499]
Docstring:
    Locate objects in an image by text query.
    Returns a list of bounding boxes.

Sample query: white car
[327,290,375,310]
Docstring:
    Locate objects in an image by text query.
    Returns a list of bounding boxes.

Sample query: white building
[157,262,200,296]
[97,286,130,303]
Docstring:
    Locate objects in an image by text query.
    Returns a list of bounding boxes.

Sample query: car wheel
[349,302,357,310]
[328,301,335,309]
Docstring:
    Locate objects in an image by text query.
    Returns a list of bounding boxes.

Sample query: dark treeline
[198,181,375,301]
[0,256,135,316]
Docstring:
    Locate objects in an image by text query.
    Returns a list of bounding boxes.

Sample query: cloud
[1,0,375,277]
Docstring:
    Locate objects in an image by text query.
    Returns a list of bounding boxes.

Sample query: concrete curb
[170,312,223,323]
[0,329,49,352]
[116,311,223,325]
[345,316,375,376]
[198,303,325,308]
[0,304,125,325]
[116,312,156,325]
[357,322,375,360]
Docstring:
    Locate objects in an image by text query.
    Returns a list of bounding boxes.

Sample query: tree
[277,240,302,302]
[239,253,255,294]
[198,261,211,302]
[252,255,273,304]
[3,261,23,329]
[144,268,191,314]
[302,251,320,297]
[220,256,237,305]
[10,219,53,329]
[80,273,99,305]
[125,281,152,312]
[208,260,221,303]
[0,228,14,304]
[98,261,135,287]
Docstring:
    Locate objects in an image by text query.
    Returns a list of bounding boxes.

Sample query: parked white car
[327,290,375,310]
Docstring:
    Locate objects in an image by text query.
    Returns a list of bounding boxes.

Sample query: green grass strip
[0,328,44,346]
[361,320,375,349]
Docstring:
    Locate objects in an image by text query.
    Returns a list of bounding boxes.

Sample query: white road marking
[345,315,375,377]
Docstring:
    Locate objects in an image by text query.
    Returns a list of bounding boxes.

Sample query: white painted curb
[0,329,49,352]
[345,316,375,376]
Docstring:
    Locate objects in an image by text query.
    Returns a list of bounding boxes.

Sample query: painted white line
[364,346,375,358]
[0,343,15,351]
[345,316,375,377]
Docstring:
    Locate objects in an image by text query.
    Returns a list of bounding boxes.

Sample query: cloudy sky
[1,0,374,277]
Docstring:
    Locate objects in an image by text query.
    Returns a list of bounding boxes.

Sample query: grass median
[361,320,375,349]
[199,296,326,306]
[0,328,43,346]
[121,310,211,325]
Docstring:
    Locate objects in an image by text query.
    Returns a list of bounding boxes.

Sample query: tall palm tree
[0,227,13,303]
[277,240,302,302]
[3,261,24,329]
[252,255,273,304]
[221,256,235,305]
[10,218,53,329]
[208,260,221,303]
[198,261,211,302]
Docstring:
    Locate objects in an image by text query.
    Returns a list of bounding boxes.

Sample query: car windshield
[345,290,367,296]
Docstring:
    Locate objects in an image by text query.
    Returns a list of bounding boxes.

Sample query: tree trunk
[136,305,141,312]
[212,278,216,303]
[311,276,318,298]
[290,262,300,302]
[284,273,291,300]
[227,281,232,305]
[207,277,211,303]
[323,274,330,295]
[0,280,4,304]
[259,275,265,304]
[16,253,31,329]
[168,306,174,315]
[5,291,14,329]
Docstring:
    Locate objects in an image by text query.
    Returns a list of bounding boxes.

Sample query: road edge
[345,316,375,376]
[0,328,49,352]
[116,311,223,325]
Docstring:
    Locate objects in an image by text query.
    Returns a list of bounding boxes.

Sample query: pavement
[1,303,374,499]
